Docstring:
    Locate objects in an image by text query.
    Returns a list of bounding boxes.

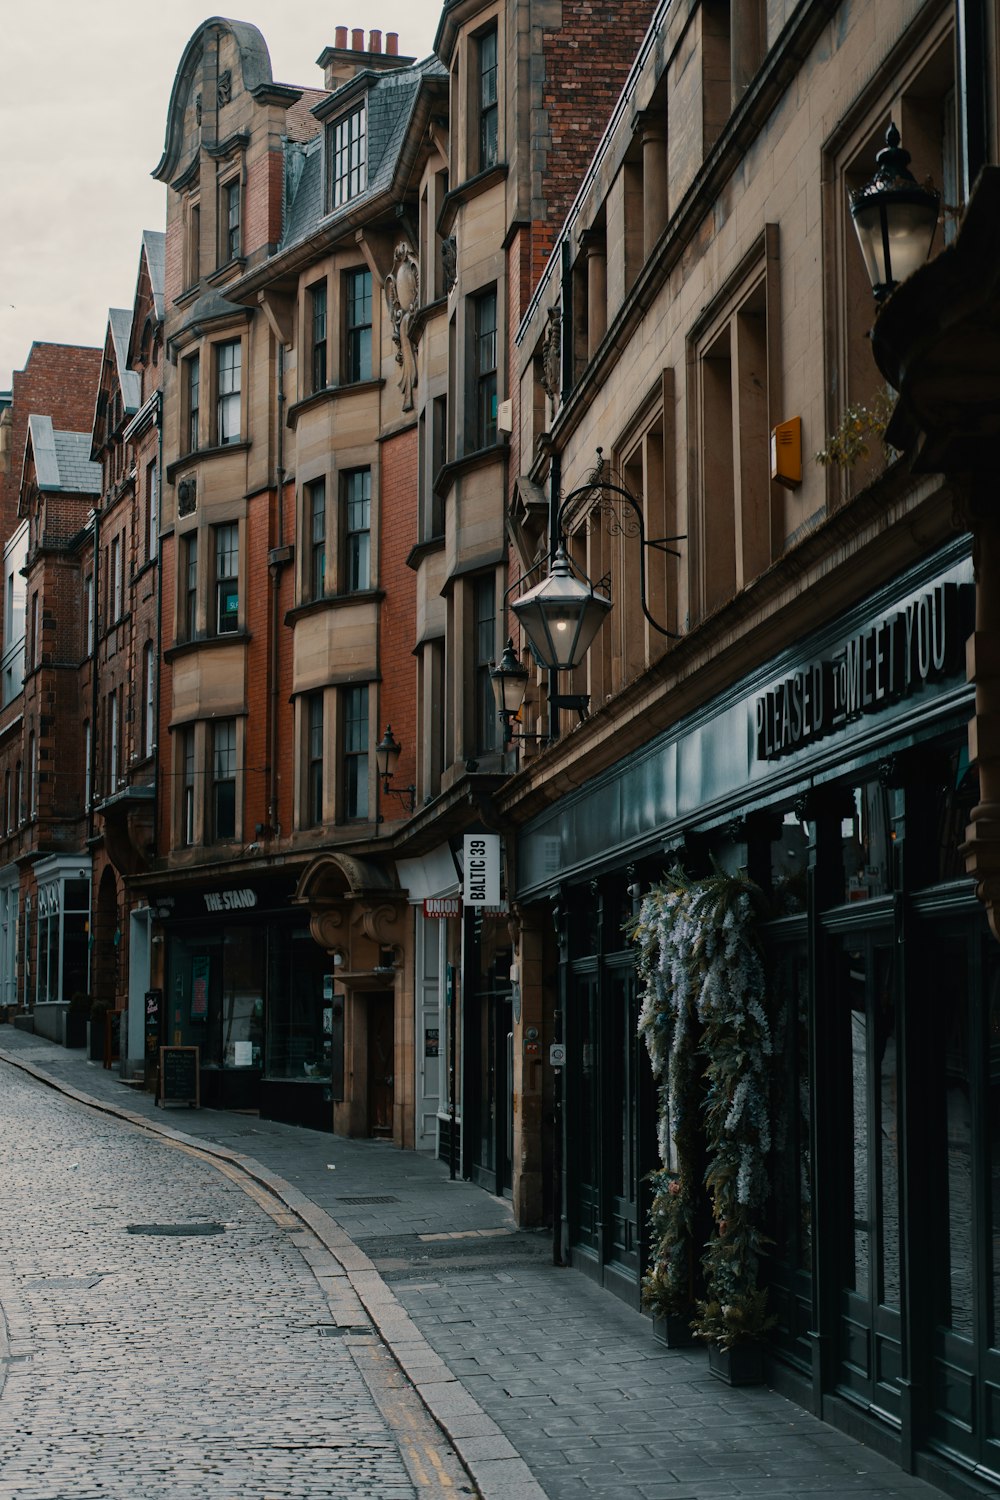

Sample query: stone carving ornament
[441,235,457,291]
[384,243,420,412]
[541,304,561,408]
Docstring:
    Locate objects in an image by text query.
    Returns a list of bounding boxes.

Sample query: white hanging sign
[463,834,501,907]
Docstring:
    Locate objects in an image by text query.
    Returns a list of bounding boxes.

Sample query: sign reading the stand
[463,835,501,907]
[203,888,257,913]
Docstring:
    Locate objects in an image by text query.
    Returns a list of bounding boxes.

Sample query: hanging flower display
[631,865,777,1349]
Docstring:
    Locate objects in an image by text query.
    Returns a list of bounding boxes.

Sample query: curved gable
[152,17,273,184]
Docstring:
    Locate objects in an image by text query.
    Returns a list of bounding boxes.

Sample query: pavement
[0,1026,949,1500]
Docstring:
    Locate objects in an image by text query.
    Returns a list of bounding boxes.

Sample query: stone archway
[294,852,413,1144]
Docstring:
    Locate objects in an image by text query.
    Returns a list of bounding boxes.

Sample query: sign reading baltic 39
[755,581,970,761]
[463,833,501,906]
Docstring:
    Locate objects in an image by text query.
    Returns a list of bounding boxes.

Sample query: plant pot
[651,1312,695,1348]
[707,1341,765,1386]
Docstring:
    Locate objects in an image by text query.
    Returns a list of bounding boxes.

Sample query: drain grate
[334,1195,399,1206]
[316,1324,372,1337]
[126,1222,226,1237]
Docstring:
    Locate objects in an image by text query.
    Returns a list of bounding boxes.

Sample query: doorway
[367,991,394,1137]
[828,918,902,1420]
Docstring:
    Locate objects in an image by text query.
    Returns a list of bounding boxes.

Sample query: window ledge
[166,440,250,484]
[435,441,507,494]
[438,163,508,238]
[163,630,251,664]
[285,588,384,627]
[406,535,446,571]
[207,257,247,287]
[286,379,384,430]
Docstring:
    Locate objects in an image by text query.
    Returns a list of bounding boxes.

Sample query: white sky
[0,1,444,389]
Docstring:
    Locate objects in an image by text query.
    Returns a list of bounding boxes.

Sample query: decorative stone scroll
[384,243,420,412]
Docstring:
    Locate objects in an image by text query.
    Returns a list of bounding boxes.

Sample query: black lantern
[510,542,612,673]
[849,121,939,301]
[490,637,530,743]
[374,724,415,812]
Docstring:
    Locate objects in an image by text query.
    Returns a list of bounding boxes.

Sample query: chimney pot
[335,24,348,47]
[369,29,382,53]
[386,32,399,55]
[352,27,364,50]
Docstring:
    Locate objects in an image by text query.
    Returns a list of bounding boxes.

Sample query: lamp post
[374,724,415,814]
[849,121,940,302]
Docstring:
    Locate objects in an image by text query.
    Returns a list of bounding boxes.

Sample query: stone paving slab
[0,1029,954,1500]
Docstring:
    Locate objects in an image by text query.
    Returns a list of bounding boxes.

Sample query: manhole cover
[126,1222,226,1237]
[334,1196,399,1206]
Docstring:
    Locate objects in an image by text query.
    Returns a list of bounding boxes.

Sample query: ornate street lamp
[511,543,612,674]
[490,637,530,744]
[374,724,415,813]
[849,121,940,302]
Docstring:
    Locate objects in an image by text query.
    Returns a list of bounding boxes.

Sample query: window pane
[216,341,241,445]
[308,693,324,826]
[213,721,236,840]
[344,469,371,591]
[332,104,367,206]
[309,481,326,599]
[346,270,372,382]
[475,291,498,447]
[215,523,239,634]
[343,684,368,820]
[310,282,327,390]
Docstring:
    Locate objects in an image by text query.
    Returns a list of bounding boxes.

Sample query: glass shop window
[265,926,336,1081]
[35,874,90,1005]
[168,926,264,1069]
[841,782,898,902]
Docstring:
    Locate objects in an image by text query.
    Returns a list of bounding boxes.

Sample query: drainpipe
[152,390,163,855]
[89,503,101,843]
[267,342,286,839]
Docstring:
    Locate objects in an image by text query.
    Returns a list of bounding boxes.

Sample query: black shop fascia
[756,580,971,762]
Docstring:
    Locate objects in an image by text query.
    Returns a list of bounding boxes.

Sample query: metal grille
[333,1195,399,1206]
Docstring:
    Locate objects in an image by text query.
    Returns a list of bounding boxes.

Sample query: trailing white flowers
[631,865,777,1347]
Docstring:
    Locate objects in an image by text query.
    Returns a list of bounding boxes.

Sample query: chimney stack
[319,24,414,91]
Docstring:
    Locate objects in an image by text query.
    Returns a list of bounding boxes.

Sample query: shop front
[154,873,337,1127]
[516,538,996,1485]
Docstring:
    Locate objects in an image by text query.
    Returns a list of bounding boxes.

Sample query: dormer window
[331,102,367,207]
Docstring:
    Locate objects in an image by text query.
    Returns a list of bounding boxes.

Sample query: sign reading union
[755,581,971,761]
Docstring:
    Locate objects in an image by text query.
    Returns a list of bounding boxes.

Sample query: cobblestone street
[0,1063,471,1500]
[0,1037,952,1499]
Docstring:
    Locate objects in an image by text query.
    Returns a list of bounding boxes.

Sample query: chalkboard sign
[158,1046,200,1108]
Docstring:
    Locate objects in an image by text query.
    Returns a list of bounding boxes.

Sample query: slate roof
[108,308,142,414]
[26,415,101,495]
[142,230,166,320]
[280,55,446,253]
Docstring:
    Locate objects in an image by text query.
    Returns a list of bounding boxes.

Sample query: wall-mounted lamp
[505,451,684,727]
[849,121,939,302]
[490,637,530,744]
[374,724,416,814]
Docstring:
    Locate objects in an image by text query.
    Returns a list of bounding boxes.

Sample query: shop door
[367,991,394,1137]
[605,959,642,1290]
[567,955,650,1302]
[923,915,1000,1477]
[831,923,902,1419]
